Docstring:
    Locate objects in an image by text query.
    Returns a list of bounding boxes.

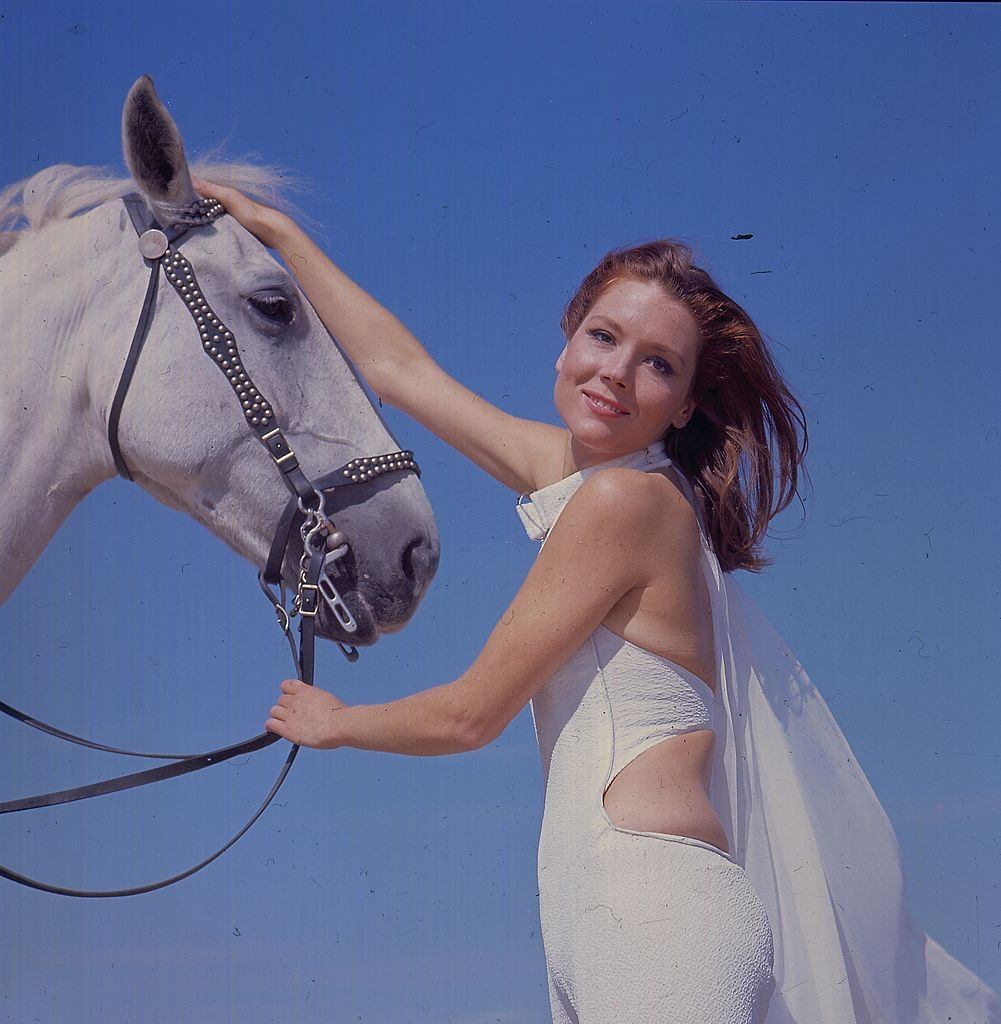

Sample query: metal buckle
[260,426,297,467]
[298,583,320,618]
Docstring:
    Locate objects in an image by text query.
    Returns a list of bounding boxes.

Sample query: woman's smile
[582,390,630,416]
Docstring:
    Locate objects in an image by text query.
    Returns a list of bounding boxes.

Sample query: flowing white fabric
[517,441,1000,1023]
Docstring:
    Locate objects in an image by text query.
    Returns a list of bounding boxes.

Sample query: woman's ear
[672,401,696,431]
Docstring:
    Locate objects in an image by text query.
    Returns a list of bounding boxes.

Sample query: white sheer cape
[517,441,1000,1023]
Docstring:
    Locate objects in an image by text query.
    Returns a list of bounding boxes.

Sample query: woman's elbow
[450,682,504,752]
[454,707,500,752]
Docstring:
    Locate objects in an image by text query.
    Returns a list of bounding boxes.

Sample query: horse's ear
[121,75,197,217]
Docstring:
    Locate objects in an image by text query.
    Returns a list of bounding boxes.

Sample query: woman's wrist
[260,208,300,251]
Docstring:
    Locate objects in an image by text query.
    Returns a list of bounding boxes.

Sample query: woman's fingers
[191,176,287,246]
[266,680,344,748]
[192,176,240,203]
[192,176,230,205]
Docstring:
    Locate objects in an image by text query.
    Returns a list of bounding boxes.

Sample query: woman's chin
[567,425,648,462]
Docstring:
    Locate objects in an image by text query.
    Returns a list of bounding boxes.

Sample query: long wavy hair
[562,239,810,573]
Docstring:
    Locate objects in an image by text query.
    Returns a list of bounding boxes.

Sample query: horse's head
[101,76,439,645]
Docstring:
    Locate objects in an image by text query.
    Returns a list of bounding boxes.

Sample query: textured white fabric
[592,624,715,788]
[523,440,774,1023]
[518,441,1001,1023]
[542,828,775,1024]
[531,620,776,1023]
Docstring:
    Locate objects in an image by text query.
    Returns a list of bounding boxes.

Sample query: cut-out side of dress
[589,623,723,851]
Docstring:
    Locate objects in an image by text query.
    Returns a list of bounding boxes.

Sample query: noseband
[0,193,421,897]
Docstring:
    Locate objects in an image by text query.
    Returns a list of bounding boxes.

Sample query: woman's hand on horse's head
[191,177,292,249]
[265,677,347,749]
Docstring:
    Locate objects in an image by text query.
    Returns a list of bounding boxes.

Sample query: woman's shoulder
[580,463,698,517]
[558,465,702,563]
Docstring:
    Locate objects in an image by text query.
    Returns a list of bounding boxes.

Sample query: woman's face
[554,276,701,470]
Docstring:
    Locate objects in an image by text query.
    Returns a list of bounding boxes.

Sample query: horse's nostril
[402,534,438,587]
[402,536,421,585]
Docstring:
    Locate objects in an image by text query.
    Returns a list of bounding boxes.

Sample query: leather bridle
[0,193,420,897]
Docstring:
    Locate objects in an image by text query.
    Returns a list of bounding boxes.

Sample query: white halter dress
[516,440,1001,1024]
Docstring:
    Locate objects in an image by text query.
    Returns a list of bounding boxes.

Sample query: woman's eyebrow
[590,314,688,369]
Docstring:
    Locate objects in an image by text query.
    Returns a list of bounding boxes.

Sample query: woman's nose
[600,357,631,390]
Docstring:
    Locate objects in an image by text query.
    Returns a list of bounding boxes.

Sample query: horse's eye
[248,291,296,326]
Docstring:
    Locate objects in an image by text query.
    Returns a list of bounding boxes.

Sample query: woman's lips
[583,391,629,416]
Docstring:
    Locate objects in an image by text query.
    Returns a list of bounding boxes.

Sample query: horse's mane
[0,153,306,257]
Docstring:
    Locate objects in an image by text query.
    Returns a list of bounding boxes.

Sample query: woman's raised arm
[193,178,562,495]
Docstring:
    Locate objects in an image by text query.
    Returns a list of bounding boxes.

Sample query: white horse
[0,77,439,647]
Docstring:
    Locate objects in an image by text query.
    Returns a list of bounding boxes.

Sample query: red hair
[562,239,810,573]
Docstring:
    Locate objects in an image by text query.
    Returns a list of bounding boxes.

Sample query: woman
[193,178,1001,1024]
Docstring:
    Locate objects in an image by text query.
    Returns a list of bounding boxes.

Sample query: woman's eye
[249,292,296,326]
[649,356,674,376]
[589,329,613,344]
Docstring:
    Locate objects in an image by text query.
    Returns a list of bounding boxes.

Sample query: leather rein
[0,193,419,898]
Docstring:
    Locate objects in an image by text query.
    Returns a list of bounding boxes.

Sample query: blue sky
[1,2,999,1021]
